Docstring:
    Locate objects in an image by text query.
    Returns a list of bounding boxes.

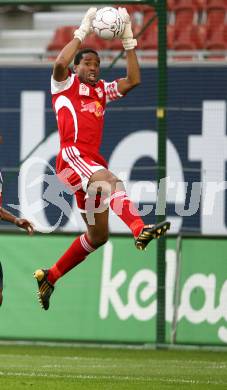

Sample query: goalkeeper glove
[74,7,97,42]
[118,7,137,50]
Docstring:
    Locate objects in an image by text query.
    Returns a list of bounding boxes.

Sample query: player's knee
[89,171,124,196]
[100,173,122,195]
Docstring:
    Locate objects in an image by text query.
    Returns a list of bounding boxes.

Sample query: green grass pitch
[0,344,227,389]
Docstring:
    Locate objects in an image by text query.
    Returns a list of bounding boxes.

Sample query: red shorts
[56,145,107,212]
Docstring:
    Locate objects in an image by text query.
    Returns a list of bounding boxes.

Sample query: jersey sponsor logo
[79,83,90,96]
[81,100,104,118]
[95,87,103,98]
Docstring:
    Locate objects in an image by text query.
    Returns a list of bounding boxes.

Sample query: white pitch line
[0,371,227,385]
[1,354,227,366]
[160,378,227,385]
[0,371,153,382]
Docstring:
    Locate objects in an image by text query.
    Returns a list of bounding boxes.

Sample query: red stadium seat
[131,10,145,37]
[172,0,200,38]
[205,0,227,35]
[167,0,176,11]
[195,0,207,10]
[138,24,174,50]
[194,24,207,48]
[176,8,196,26]
[206,26,227,49]
[205,26,227,60]
[140,22,158,50]
[205,9,226,55]
[123,4,155,16]
[140,24,175,51]
[137,11,157,45]
[207,0,227,10]
[82,34,110,50]
[173,0,195,10]
[47,26,74,51]
[167,25,175,49]
[173,27,198,50]
[171,0,207,10]
[47,26,109,52]
[206,8,226,28]
[171,24,206,61]
[104,38,122,50]
[142,9,157,26]
[172,23,207,51]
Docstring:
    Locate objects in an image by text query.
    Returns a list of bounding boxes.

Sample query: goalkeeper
[34,8,170,310]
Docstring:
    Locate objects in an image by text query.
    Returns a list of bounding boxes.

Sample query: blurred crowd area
[0,0,227,63]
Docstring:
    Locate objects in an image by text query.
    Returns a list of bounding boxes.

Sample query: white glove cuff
[122,38,137,50]
[74,28,86,42]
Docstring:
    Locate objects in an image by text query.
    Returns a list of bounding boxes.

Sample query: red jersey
[51,71,123,163]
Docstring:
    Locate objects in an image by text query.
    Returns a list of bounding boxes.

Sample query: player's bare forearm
[125,49,141,86]
[117,49,141,95]
[53,38,81,81]
[0,207,34,235]
[0,207,17,224]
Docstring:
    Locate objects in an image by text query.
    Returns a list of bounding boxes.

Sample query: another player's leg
[0,261,3,306]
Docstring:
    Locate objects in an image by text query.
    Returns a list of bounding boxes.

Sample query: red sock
[47,233,95,285]
[110,191,144,238]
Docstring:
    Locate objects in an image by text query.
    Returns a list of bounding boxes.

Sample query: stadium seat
[195,0,207,10]
[124,4,154,15]
[206,26,227,50]
[205,8,226,54]
[131,10,145,37]
[204,25,227,60]
[206,7,226,28]
[194,24,207,48]
[175,25,207,50]
[167,25,175,49]
[47,25,74,51]
[47,25,110,52]
[128,8,157,44]
[206,0,227,10]
[174,7,198,33]
[172,22,207,51]
[140,22,158,50]
[104,38,122,50]
[82,34,109,50]
[173,27,198,50]
[137,11,157,47]
[173,0,195,10]
[167,0,176,11]
[205,0,227,34]
[140,24,175,51]
[143,9,157,26]
[170,0,206,10]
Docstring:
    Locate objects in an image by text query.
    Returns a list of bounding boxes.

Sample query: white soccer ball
[92,7,125,40]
